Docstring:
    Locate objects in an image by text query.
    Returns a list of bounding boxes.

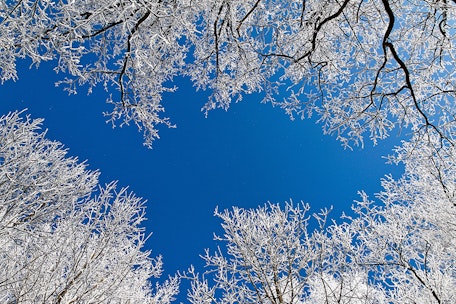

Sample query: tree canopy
[0,111,178,303]
[186,135,456,303]
[1,0,456,303]
[1,0,455,147]
[1,110,453,302]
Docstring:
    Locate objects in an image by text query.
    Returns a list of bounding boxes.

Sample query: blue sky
[1,60,404,300]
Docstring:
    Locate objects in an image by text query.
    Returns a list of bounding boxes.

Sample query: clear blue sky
[0,60,404,300]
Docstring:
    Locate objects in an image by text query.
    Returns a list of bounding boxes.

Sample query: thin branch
[119,11,151,107]
[295,0,351,62]
[236,0,262,36]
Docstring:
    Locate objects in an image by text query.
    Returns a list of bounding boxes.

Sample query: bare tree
[189,0,456,147]
[0,111,179,303]
[1,0,455,148]
[185,203,319,303]
[184,203,387,303]
[185,133,456,303]
[348,133,456,303]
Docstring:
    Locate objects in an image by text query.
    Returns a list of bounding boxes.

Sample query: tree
[0,111,179,303]
[185,203,318,303]
[184,203,388,303]
[1,0,455,148]
[185,135,456,303]
[346,134,456,303]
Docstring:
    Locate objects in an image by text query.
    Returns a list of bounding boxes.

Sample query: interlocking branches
[1,0,455,150]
